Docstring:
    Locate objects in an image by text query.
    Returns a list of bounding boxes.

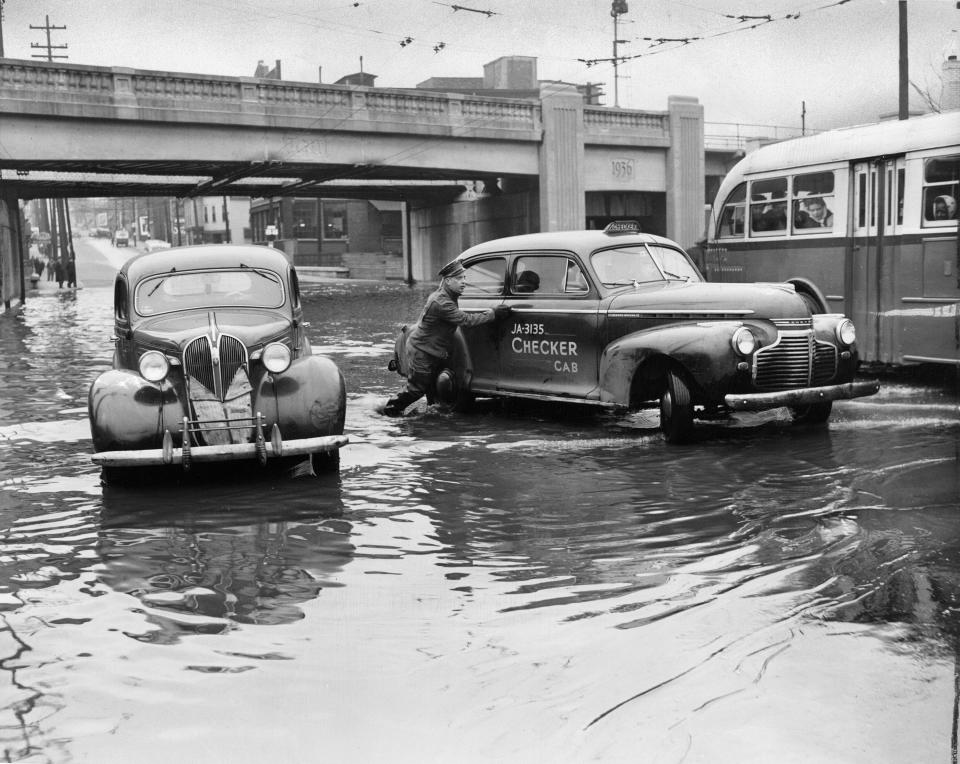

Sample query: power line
[578,0,861,67]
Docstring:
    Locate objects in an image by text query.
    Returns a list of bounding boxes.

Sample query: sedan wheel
[660,371,694,444]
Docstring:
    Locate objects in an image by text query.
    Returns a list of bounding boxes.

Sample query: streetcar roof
[729,111,960,177]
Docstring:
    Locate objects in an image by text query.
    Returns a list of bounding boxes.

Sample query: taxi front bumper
[92,434,348,468]
[724,379,880,412]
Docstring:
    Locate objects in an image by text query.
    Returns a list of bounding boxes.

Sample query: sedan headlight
[138,350,170,383]
[262,342,292,373]
[731,326,757,356]
[836,319,856,346]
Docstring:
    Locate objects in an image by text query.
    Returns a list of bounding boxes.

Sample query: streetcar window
[749,177,788,236]
[922,155,959,226]
[897,167,905,226]
[792,171,835,233]
[717,182,746,238]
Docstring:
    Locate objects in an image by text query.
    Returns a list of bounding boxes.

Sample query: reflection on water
[98,479,352,637]
[0,281,958,762]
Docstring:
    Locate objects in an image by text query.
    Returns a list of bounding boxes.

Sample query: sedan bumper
[724,379,880,412]
[92,434,348,468]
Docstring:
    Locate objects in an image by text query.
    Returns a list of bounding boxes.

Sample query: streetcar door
[849,161,884,363]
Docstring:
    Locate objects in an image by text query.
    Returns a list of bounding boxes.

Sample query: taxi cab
[389,222,879,442]
[88,244,348,482]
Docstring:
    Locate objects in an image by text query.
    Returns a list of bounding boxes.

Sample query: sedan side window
[564,261,589,292]
[513,256,574,295]
[462,257,506,296]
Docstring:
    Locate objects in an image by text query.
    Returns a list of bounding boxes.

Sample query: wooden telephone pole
[30,15,68,61]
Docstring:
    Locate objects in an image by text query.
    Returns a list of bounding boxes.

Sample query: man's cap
[438,259,464,278]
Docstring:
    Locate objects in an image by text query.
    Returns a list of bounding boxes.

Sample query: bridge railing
[0,58,544,140]
[0,58,682,149]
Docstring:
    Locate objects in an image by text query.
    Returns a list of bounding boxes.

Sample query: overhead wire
[578,0,862,67]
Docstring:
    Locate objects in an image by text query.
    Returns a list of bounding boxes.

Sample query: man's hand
[493,305,511,321]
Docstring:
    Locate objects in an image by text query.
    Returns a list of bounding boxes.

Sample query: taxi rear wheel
[435,368,474,413]
[789,401,832,424]
[660,371,694,444]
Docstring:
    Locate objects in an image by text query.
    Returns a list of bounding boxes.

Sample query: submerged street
[1,244,959,762]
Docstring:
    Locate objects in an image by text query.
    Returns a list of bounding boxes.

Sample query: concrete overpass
[0,58,707,306]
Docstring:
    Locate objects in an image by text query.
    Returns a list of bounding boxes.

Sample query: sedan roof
[458,229,682,261]
[121,244,292,283]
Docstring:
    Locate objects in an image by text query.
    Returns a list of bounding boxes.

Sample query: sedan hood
[132,309,291,349]
[606,281,809,320]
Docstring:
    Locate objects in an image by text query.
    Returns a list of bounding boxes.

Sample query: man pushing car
[381,259,509,417]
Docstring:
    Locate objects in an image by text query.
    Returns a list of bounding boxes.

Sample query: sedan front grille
[754,331,813,390]
[183,334,248,401]
[754,330,838,390]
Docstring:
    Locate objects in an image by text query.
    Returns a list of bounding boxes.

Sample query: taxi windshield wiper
[147,267,176,296]
[661,270,691,282]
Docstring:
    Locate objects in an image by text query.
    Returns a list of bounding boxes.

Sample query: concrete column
[942,55,960,112]
[538,85,585,232]
[665,96,705,249]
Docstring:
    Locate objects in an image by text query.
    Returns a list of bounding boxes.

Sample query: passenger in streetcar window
[752,201,787,232]
[796,196,833,228]
[933,195,957,220]
[381,259,510,417]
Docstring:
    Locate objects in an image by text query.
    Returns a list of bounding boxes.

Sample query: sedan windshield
[135,268,285,315]
[591,244,701,286]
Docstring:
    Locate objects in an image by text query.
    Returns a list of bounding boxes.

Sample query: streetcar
[705,111,959,366]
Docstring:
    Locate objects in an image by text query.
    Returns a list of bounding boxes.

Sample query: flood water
[1,272,959,763]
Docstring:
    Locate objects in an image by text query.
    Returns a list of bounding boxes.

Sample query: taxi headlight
[731,326,757,356]
[262,342,292,373]
[138,350,170,383]
[836,319,856,346]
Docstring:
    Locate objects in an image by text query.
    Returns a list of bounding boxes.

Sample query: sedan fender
[255,354,346,440]
[598,322,767,406]
[89,368,189,452]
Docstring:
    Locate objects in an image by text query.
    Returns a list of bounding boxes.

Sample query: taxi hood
[605,281,809,320]
[132,308,291,349]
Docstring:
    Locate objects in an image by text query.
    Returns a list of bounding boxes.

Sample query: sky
[2,0,958,132]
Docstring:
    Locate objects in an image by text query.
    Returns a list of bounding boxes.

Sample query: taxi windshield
[591,244,701,286]
[135,267,285,315]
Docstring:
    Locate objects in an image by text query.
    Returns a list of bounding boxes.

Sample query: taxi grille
[754,331,838,390]
[183,334,248,401]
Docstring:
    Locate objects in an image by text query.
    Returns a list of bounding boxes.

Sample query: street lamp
[611,0,629,108]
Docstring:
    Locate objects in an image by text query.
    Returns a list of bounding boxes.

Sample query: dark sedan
[89,244,347,481]
[390,222,878,441]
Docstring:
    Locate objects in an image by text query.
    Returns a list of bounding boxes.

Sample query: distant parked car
[113,229,129,247]
[88,244,348,482]
[388,222,879,442]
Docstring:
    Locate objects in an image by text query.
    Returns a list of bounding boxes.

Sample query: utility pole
[30,15,67,61]
[801,101,806,135]
[0,0,7,57]
[898,0,908,120]
[611,0,629,108]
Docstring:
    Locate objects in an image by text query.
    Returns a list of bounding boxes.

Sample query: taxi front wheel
[660,371,694,444]
[790,401,832,425]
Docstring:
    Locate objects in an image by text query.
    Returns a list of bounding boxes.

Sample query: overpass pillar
[665,96,705,250]
[538,85,585,232]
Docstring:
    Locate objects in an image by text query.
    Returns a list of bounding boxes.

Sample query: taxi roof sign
[603,220,641,235]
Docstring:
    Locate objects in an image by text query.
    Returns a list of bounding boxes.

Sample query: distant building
[249,197,403,278]
[254,60,282,80]
[182,196,252,245]
[416,55,604,104]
